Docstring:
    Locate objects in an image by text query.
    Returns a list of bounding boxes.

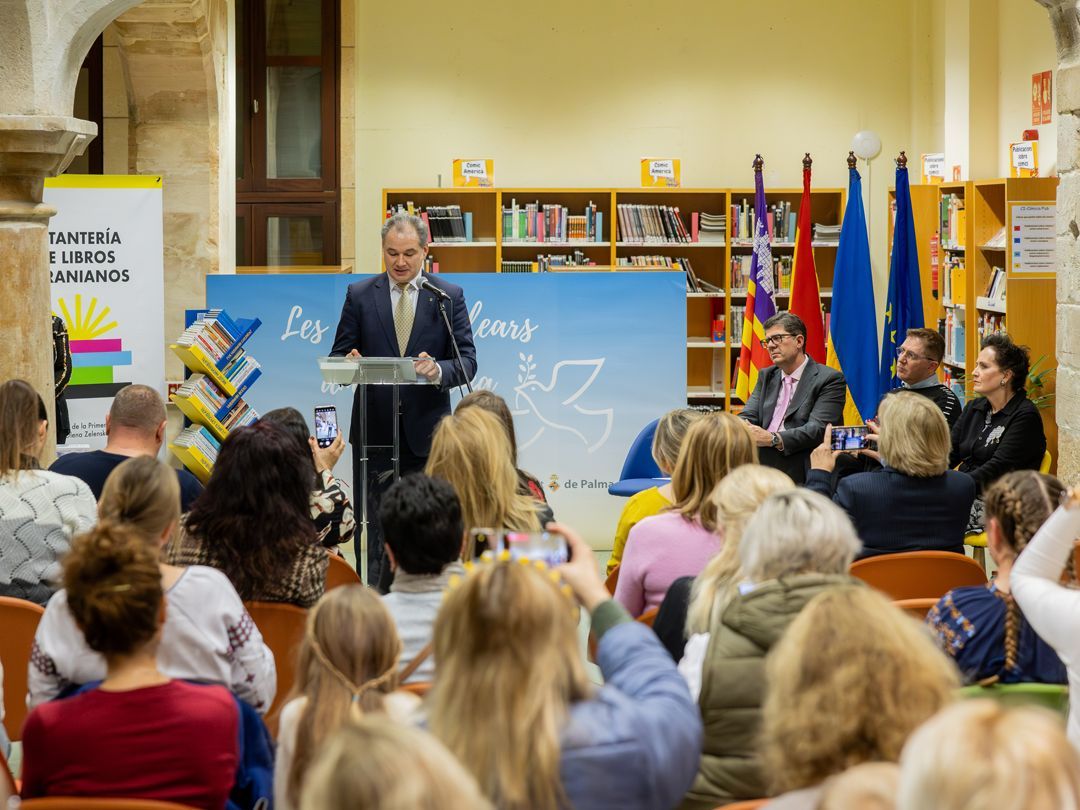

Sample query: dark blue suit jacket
[330,272,477,457]
[805,466,976,558]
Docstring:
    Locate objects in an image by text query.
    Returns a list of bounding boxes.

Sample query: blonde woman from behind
[300,718,492,810]
[761,586,959,809]
[276,584,418,810]
[897,700,1080,810]
[614,411,757,616]
[607,408,702,575]
[429,523,702,810]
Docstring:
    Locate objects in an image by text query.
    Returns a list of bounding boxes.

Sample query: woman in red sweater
[20,519,239,809]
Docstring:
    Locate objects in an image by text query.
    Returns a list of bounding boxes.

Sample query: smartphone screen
[497,531,569,568]
[314,405,338,448]
[831,425,869,451]
[467,527,498,560]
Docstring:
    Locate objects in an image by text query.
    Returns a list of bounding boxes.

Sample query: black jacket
[805,467,976,558]
[949,393,1046,494]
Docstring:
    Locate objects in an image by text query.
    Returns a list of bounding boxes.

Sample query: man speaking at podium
[331,211,477,587]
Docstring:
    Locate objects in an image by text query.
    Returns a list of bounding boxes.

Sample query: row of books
[616,204,691,243]
[941,194,966,249]
[172,425,221,481]
[982,266,1006,303]
[730,199,797,242]
[387,203,474,242]
[171,364,261,437]
[730,255,793,293]
[501,252,598,272]
[942,256,965,303]
[175,309,250,366]
[172,310,261,397]
[976,313,1006,343]
[502,200,601,243]
[813,224,841,244]
[944,309,966,364]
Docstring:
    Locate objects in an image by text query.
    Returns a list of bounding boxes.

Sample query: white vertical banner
[44,175,165,448]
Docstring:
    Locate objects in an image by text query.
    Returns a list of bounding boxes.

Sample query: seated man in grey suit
[739,312,845,484]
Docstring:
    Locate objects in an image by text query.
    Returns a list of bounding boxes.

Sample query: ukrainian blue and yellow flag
[826,161,878,424]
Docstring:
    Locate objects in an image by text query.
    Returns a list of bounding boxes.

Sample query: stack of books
[169,309,261,484]
[813,224,841,244]
[942,256,965,303]
[387,203,473,242]
[977,312,1006,342]
[696,212,726,243]
[981,266,1006,305]
[729,199,797,242]
[502,200,602,243]
[616,204,690,243]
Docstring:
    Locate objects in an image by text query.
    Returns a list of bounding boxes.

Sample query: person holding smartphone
[806,392,974,558]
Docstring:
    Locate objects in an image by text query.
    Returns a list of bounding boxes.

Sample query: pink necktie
[767,375,795,433]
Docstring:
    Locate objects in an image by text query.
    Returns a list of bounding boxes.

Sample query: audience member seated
[429,523,702,810]
[426,406,544,555]
[607,408,701,575]
[30,456,276,712]
[300,718,493,810]
[654,464,794,661]
[379,473,465,683]
[275,585,418,810]
[261,407,355,550]
[166,421,328,608]
[761,586,959,809]
[896,700,1080,810]
[678,489,860,809]
[928,470,1066,685]
[0,379,95,604]
[49,383,203,511]
[455,389,550,507]
[20,521,239,807]
[615,412,756,616]
[807,392,975,557]
[1012,485,1080,750]
[950,333,1046,532]
[888,327,962,427]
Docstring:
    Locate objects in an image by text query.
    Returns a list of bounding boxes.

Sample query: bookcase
[931,178,1059,464]
[168,310,263,483]
[383,186,845,409]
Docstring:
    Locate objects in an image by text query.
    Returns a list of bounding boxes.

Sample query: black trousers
[352,434,426,592]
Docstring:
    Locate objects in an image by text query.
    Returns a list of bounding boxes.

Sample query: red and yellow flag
[789,157,826,362]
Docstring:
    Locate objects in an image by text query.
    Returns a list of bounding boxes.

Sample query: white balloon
[851,130,882,160]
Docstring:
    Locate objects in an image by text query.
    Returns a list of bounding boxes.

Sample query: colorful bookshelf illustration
[55,294,133,400]
[169,309,262,484]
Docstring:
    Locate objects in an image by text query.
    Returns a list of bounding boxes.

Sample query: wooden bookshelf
[382,186,844,409]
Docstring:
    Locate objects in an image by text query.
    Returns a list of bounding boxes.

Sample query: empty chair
[0,595,45,741]
[244,601,308,737]
[608,418,664,498]
[850,550,986,601]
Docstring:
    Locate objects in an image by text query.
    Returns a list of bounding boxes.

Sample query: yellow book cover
[957,209,967,247]
[950,266,966,303]
[452,159,494,187]
[170,344,238,396]
[640,159,681,188]
[169,445,213,485]
[171,395,229,442]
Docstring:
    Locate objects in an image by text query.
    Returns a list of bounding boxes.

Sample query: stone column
[0,116,96,453]
[1037,0,1080,484]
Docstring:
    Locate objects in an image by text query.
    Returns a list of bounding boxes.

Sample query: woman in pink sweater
[614,413,757,617]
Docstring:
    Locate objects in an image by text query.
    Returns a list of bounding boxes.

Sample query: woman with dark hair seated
[261,407,355,551]
[21,521,239,806]
[950,332,1047,531]
[166,421,328,608]
[454,389,549,505]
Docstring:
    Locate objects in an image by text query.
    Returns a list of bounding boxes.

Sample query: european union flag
[826,163,878,424]
[879,156,924,395]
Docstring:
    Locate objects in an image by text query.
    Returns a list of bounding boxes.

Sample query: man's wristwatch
[770,432,782,449]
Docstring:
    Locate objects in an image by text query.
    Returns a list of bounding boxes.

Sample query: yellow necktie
[394,283,414,356]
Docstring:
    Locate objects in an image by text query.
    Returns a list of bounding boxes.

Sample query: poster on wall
[206,271,687,547]
[44,175,165,448]
[1008,202,1056,277]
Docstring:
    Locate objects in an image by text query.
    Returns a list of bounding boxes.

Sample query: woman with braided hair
[274,585,419,810]
[927,470,1067,685]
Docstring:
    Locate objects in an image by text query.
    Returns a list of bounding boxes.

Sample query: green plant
[1027,354,1055,410]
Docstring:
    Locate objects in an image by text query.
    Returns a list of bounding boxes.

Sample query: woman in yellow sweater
[607,409,701,576]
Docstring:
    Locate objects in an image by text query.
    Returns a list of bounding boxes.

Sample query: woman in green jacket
[678,489,861,809]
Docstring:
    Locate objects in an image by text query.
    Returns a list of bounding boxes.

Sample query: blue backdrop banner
[206,271,686,547]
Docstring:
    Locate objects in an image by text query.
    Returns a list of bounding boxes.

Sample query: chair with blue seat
[608,418,668,498]
[966,450,1053,570]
